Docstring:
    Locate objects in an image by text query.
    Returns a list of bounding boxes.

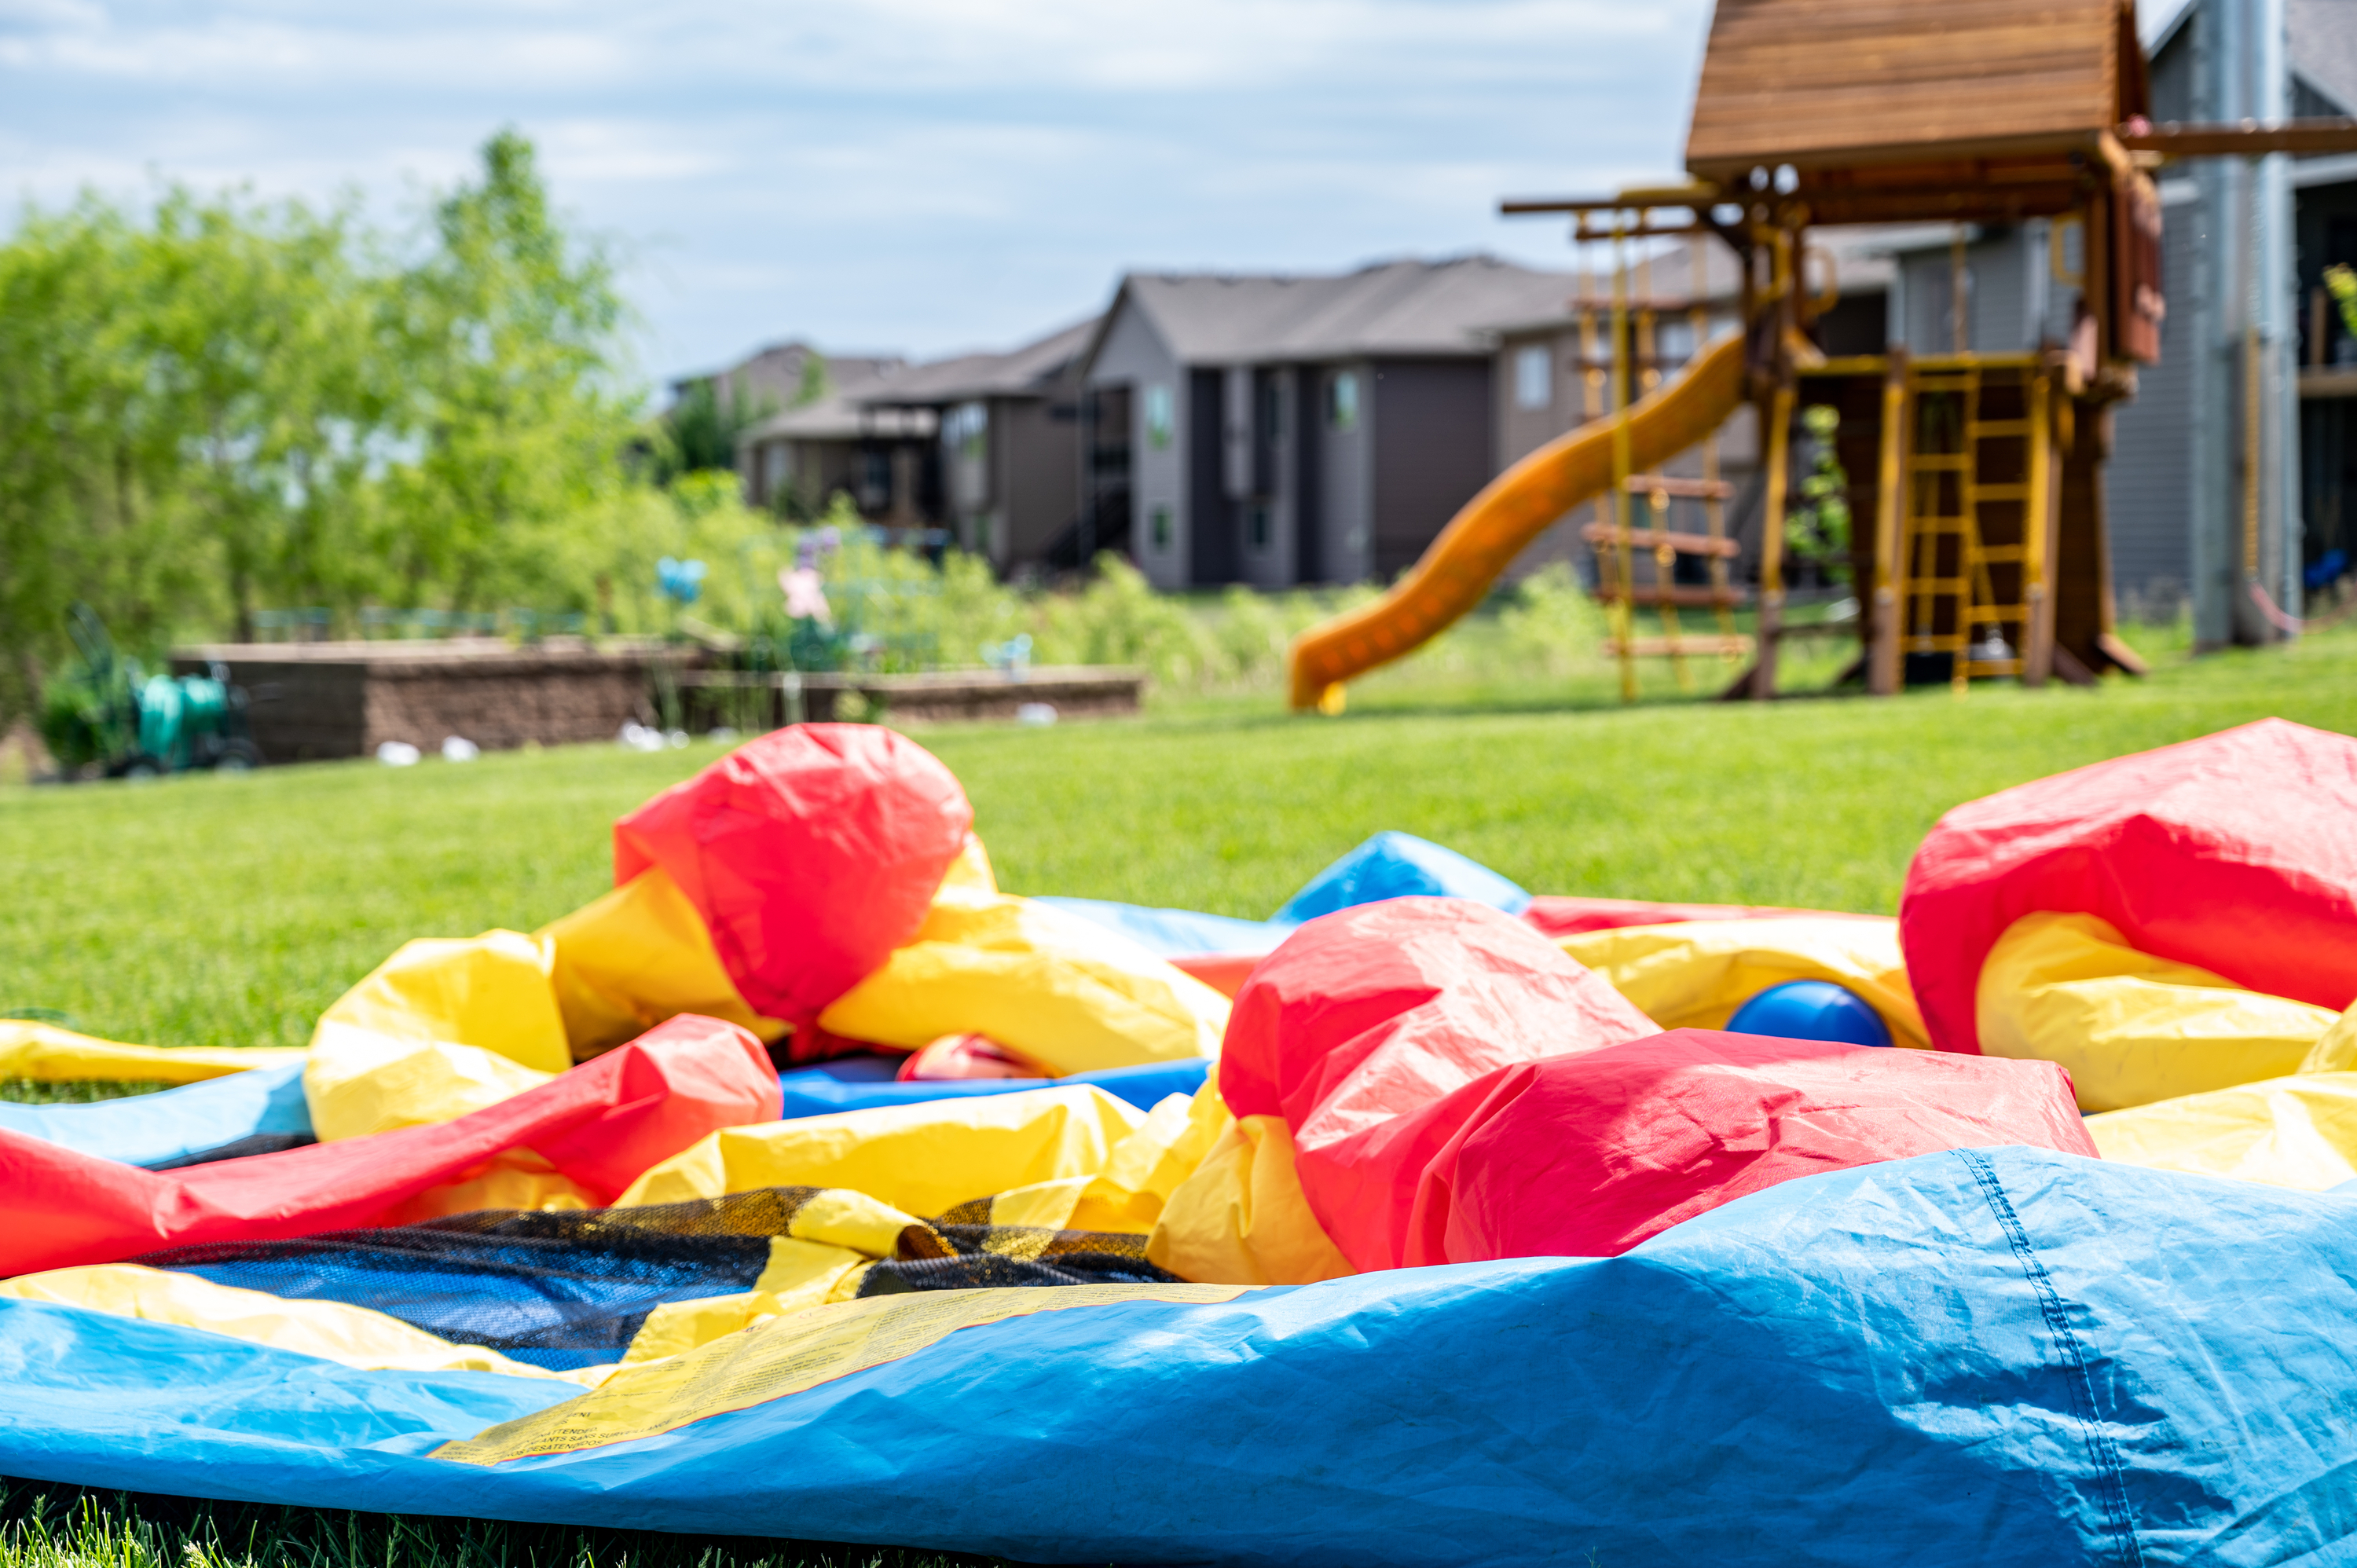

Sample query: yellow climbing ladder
[1901,357,2042,691]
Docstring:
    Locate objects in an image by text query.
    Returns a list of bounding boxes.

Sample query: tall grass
[0,1483,982,1568]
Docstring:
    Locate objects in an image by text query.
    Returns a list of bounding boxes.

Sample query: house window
[944,401,988,460]
[1263,380,1285,441]
[1327,371,1359,432]
[1655,317,1695,368]
[859,449,892,511]
[1513,345,1552,410]
[1150,505,1173,551]
[1144,384,1173,449]
[1249,504,1270,551]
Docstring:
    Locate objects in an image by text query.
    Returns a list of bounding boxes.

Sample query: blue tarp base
[0,1064,312,1167]
[775,1057,1209,1118]
[4,1146,2352,1566]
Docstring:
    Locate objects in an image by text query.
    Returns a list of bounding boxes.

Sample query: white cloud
[2,0,1714,375]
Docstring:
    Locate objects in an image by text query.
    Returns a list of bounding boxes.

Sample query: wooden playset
[1287,0,2357,709]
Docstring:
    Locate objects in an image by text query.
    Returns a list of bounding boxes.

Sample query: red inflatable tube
[1518,896,1874,939]
[1401,1030,2094,1264]
[1899,718,2357,1055]
[614,725,973,1043]
[0,1014,780,1277]
[1220,898,1658,1272]
[1167,899,1874,1001]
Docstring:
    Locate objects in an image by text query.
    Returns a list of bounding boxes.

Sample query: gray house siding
[1188,369,1238,584]
[1370,359,1494,581]
[1087,300,1188,588]
[995,395,1080,569]
[1238,368,1299,589]
[1317,361,1374,584]
[2108,181,2205,612]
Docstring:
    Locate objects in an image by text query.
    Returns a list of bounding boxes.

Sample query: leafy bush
[1499,562,1607,674]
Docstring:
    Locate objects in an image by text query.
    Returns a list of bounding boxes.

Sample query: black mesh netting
[134,1186,1178,1370]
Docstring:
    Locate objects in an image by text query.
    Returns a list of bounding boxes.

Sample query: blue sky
[10,2,2185,387]
[2,0,1731,384]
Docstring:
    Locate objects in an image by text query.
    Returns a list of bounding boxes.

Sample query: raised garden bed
[170,639,684,762]
[676,666,1148,729]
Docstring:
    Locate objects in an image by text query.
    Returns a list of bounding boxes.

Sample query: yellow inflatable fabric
[1556,916,1926,1049]
[1976,913,2339,1112]
[2087,1070,2357,1190]
[1147,1083,1356,1287]
[0,1264,599,1383]
[621,1236,874,1365]
[618,1083,1153,1217]
[818,886,1230,1074]
[2298,1004,2357,1073]
[305,929,573,1141]
[541,868,790,1061]
[0,1020,304,1084]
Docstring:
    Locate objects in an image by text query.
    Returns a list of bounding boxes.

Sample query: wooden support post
[1868,349,1909,695]
[1752,383,1796,701]
[2021,368,2062,686]
[1611,225,1638,703]
[1949,226,1970,353]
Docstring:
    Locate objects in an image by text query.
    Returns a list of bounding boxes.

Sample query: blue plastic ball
[1725,979,1893,1049]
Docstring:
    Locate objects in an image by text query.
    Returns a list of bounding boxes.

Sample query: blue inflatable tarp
[0,1063,311,1168]
[1046,830,1533,959]
[776,1057,1209,1119]
[4,1146,2352,1565]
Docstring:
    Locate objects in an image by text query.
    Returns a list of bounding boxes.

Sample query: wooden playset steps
[1579,523,1743,559]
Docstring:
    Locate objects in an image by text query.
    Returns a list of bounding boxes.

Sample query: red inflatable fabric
[0,1013,779,1277]
[1899,718,2357,1055]
[1519,896,1875,939]
[614,725,973,1041]
[1220,898,1658,1272]
[1400,1030,2094,1264]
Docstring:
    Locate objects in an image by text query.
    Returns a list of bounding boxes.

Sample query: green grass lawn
[3,617,2355,1566]
[4,614,2349,1055]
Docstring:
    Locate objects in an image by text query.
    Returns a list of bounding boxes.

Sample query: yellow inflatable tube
[1287,329,1749,709]
[0,1021,304,1084]
[1556,916,1926,1050]
[618,1083,1152,1217]
[1975,913,2339,1112]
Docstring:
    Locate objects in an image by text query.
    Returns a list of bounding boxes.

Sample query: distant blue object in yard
[656,557,707,606]
[1727,980,1893,1049]
[1272,831,1531,925]
[2305,548,2348,594]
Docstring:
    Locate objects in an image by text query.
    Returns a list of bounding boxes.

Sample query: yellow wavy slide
[1288,330,1749,710]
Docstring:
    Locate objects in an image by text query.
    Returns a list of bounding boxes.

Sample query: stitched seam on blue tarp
[1956,1148,2146,1568]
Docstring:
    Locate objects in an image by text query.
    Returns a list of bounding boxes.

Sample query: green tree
[653,376,776,482]
[139,189,380,638]
[379,129,636,617]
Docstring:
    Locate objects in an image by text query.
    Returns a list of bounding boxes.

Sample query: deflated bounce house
[5,717,2357,1565]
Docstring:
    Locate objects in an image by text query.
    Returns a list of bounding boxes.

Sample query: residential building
[1076,258,1589,589]
[733,357,939,526]
[852,317,1096,573]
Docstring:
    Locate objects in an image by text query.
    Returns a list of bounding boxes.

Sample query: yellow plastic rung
[1974,486,2030,503]
[1967,421,2033,438]
[1977,545,2026,562]
[1910,456,1972,471]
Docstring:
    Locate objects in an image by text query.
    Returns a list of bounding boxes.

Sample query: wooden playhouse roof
[1685,0,2148,185]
